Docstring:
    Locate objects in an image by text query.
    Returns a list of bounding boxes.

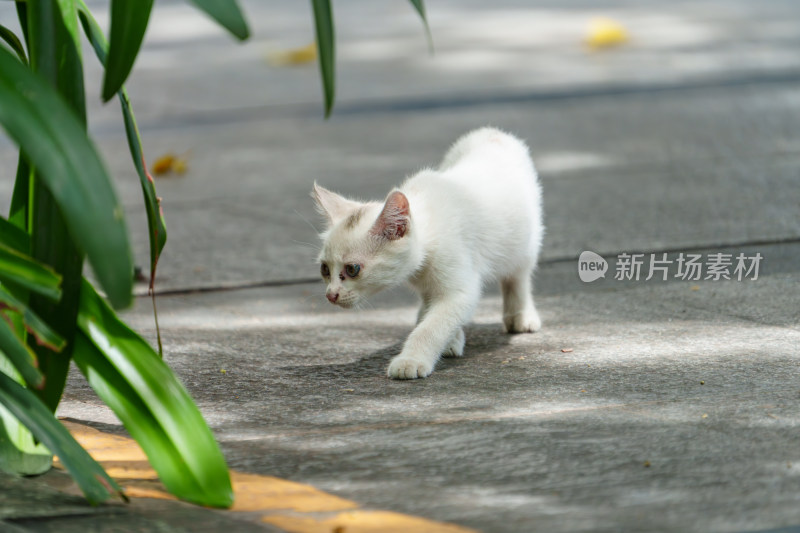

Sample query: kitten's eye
[345,264,361,278]
[321,263,330,278]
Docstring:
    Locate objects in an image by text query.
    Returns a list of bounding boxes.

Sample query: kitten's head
[311,182,415,308]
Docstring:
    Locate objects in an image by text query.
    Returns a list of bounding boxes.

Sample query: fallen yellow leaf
[151,152,189,176]
[267,42,317,67]
[151,154,175,175]
[586,18,629,49]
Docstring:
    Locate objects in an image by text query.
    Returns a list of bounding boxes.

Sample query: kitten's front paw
[443,328,465,358]
[504,309,542,334]
[387,356,434,380]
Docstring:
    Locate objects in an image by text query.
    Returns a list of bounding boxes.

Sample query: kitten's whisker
[357,298,376,311]
[291,239,320,250]
[294,209,320,235]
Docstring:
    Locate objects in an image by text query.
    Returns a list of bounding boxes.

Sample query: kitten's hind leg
[501,267,541,333]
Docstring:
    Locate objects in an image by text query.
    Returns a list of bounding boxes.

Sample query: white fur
[312,127,544,379]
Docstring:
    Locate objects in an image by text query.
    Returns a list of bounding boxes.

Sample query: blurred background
[80,0,800,120]
[2,4,799,531]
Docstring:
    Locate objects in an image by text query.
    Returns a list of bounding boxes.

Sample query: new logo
[578,251,608,282]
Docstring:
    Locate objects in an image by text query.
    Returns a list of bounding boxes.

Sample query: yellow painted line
[263,511,477,533]
[56,420,478,533]
[231,473,356,513]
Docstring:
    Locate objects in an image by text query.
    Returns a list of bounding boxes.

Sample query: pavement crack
[136,237,800,298]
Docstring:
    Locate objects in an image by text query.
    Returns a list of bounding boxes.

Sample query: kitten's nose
[326,291,339,304]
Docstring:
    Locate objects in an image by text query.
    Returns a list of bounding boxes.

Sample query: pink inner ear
[371,191,409,240]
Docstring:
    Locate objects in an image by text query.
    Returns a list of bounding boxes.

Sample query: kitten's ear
[371,190,409,240]
[311,182,361,225]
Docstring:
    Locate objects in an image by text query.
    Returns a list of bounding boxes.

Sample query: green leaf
[0,243,62,301]
[0,46,133,309]
[54,0,83,57]
[0,313,44,389]
[74,281,233,508]
[0,216,31,255]
[119,95,167,289]
[0,354,51,476]
[187,0,249,40]
[0,286,66,353]
[0,220,66,354]
[0,370,125,504]
[406,0,433,53]
[14,3,29,53]
[102,0,154,101]
[9,152,31,231]
[77,2,166,355]
[27,0,86,122]
[23,0,89,413]
[0,24,27,64]
[24,0,92,412]
[0,410,52,475]
[311,0,335,118]
[77,3,167,293]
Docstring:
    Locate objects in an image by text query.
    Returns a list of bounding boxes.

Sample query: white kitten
[312,127,543,379]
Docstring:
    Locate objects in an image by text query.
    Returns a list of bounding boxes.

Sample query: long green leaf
[23,0,89,413]
[73,333,219,505]
[102,0,154,101]
[0,354,51,475]
[0,221,65,352]
[0,213,48,474]
[27,0,86,122]
[0,371,125,504]
[187,0,249,40]
[311,0,335,118]
[14,3,29,53]
[24,0,91,412]
[75,281,233,508]
[9,152,31,231]
[0,216,31,256]
[119,94,166,290]
[54,0,82,58]
[77,3,166,355]
[77,3,167,294]
[406,0,433,53]
[0,287,65,353]
[0,315,43,389]
[0,47,133,309]
[0,24,27,64]
[0,243,62,301]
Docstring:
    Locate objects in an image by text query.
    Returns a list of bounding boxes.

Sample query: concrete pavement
[1,0,799,531]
